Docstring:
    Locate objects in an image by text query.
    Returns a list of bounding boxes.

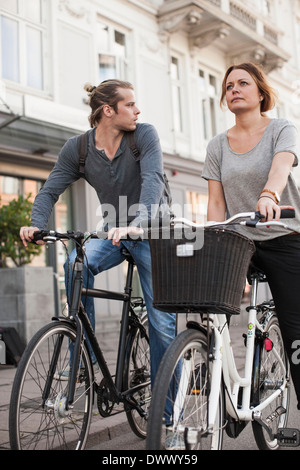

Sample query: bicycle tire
[252,313,290,450]
[9,320,94,450]
[146,327,224,450]
[123,311,150,438]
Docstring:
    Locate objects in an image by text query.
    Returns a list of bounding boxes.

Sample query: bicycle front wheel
[124,311,151,438]
[252,313,290,450]
[9,320,94,450]
[146,327,224,450]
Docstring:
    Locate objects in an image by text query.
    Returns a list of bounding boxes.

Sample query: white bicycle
[146,210,300,450]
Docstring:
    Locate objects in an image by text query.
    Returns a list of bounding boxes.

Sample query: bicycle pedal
[276,428,300,447]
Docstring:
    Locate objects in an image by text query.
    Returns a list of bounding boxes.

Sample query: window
[97,21,128,82]
[198,68,219,142]
[296,20,300,70]
[170,56,184,133]
[0,0,46,90]
[0,175,44,268]
[199,70,208,140]
[208,74,217,137]
[261,0,272,17]
[248,0,273,18]
[186,191,208,224]
[0,175,41,204]
[0,173,73,311]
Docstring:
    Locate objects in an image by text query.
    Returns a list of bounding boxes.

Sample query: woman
[202,62,300,410]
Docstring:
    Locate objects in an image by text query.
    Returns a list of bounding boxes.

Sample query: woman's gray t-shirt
[202,118,300,240]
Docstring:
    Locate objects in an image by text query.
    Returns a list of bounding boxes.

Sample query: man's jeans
[64,238,176,385]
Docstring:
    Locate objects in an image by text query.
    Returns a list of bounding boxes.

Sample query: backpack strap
[126,130,173,208]
[77,130,172,211]
[126,131,140,161]
[78,131,89,177]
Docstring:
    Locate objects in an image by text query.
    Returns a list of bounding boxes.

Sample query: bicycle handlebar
[32,230,96,244]
[31,229,143,244]
[32,209,297,244]
[172,209,296,230]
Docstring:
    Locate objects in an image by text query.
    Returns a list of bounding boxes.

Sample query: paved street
[87,309,300,451]
[1,308,299,452]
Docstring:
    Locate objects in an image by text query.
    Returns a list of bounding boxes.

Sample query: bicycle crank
[97,377,119,417]
[253,408,300,447]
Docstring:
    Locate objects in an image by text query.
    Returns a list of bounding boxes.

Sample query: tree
[0,195,42,267]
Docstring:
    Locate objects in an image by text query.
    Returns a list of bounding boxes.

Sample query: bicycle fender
[186,320,207,336]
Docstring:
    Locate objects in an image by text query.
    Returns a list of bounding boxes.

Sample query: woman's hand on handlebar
[20,226,45,247]
[107,226,144,246]
[256,196,295,222]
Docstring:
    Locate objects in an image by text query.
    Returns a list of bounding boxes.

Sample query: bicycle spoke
[9,322,93,450]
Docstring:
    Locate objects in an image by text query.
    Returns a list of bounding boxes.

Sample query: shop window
[186,190,208,223]
[0,174,73,312]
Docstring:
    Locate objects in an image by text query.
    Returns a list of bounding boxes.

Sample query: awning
[0,110,81,159]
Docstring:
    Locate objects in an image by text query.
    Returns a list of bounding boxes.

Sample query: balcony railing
[229,1,256,31]
[159,0,287,70]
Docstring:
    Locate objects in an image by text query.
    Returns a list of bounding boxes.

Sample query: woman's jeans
[64,238,176,387]
[253,233,300,410]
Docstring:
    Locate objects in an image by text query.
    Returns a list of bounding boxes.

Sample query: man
[20,79,176,395]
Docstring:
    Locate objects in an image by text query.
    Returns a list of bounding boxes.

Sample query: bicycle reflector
[264,338,273,352]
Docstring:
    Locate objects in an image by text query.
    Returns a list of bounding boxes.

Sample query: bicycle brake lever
[244,212,262,227]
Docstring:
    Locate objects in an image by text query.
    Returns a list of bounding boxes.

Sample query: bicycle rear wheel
[124,311,151,438]
[9,320,94,450]
[252,313,290,450]
[146,327,224,450]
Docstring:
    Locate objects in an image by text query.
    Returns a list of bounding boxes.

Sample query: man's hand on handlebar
[20,226,45,247]
[107,226,144,246]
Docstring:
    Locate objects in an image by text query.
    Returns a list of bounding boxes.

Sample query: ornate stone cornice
[190,22,231,49]
[158,5,203,34]
[58,0,87,20]
[230,45,285,73]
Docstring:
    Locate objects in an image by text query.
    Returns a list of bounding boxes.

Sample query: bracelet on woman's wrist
[258,195,277,203]
[259,189,280,204]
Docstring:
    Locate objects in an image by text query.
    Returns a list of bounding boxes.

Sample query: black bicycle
[9,230,150,450]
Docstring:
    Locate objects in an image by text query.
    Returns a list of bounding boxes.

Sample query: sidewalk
[0,313,246,451]
[1,309,291,451]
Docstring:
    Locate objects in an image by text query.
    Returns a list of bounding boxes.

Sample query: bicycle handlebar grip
[280,209,295,219]
[32,230,46,243]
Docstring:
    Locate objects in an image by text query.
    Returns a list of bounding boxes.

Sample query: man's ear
[103,104,112,117]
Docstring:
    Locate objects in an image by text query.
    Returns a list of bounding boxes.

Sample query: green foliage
[0,195,42,268]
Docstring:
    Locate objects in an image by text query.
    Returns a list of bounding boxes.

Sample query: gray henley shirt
[31,123,169,230]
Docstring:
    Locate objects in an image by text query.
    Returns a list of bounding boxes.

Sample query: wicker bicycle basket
[149,226,256,315]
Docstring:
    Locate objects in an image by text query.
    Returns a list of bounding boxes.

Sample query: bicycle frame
[41,232,149,411]
[170,211,295,433]
[206,274,288,431]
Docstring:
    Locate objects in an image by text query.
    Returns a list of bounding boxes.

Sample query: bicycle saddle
[121,247,135,264]
[247,260,267,284]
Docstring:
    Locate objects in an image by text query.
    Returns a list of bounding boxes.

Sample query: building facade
[1,0,300,329]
